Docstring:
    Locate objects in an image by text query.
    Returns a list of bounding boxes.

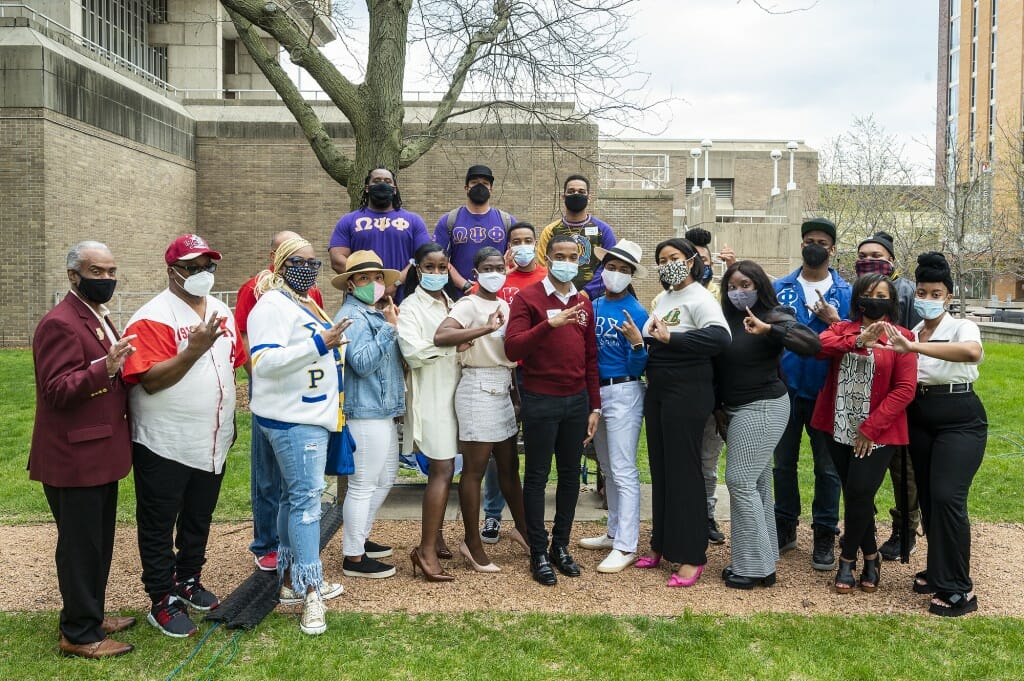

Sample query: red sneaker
[255,551,278,572]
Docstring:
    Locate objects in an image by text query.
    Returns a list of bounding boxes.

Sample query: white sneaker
[300,591,327,635]
[596,549,636,573]
[280,581,344,606]
[579,534,615,550]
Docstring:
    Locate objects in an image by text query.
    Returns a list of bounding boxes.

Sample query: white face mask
[176,269,215,297]
[601,269,632,294]
[476,272,506,293]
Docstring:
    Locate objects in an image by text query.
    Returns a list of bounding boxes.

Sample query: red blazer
[29,294,132,487]
[810,319,918,445]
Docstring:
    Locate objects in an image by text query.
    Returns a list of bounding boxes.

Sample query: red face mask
[854,258,894,278]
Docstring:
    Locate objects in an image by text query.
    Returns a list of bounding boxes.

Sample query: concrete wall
[597,189,675,306]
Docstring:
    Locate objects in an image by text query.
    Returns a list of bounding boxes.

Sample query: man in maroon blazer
[29,241,137,658]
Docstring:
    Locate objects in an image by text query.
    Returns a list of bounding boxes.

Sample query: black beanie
[858,231,896,258]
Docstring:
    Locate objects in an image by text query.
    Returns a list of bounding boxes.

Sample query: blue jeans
[249,412,281,557]
[772,394,840,530]
[261,423,327,595]
[482,456,505,520]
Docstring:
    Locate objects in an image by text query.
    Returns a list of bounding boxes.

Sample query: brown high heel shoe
[459,542,501,573]
[410,547,454,582]
[436,530,453,559]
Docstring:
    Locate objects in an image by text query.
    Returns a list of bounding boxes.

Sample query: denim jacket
[336,297,405,419]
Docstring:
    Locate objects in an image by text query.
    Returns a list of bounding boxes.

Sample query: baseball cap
[465,164,495,185]
[800,217,837,243]
[165,234,222,265]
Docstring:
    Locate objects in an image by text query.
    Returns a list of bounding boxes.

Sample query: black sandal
[912,570,934,594]
[834,558,856,593]
[929,591,978,617]
[859,555,881,593]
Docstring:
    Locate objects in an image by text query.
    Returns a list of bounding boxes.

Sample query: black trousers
[826,440,895,560]
[133,443,224,604]
[43,481,118,644]
[521,390,589,555]
[908,392,987,594]
[645,364,713,566]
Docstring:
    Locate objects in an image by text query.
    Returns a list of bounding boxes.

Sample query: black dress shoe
[721,566,776,590]
[548,545,582,577]
[530,554,558,586]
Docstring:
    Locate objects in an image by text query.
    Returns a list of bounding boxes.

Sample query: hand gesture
[719,244,737,268]
[105,333,137,377]
[742,307,771,335]
[649,314,671,343]
[859,320,887,348]
[881,322,914,354]
[322,317,352,349]
[583,411,600,446]
[614,309,644,346]
[548,302,584,328]
[381,296,399,326]
[486,308,505,332]
[187,313,226,354]
[504,247,519,273]
[854,430,874,458]
[806,290,840,324]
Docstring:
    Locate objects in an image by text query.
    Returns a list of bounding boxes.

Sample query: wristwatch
[592,408,602,416]
[631,341,644,351]
[855,334,865,349]
[462,281,473,293]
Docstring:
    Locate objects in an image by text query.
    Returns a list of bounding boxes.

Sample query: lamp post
[690,148,702,194]
[770,150,782,196]
[701,139,712,189]
[786,140,798,190]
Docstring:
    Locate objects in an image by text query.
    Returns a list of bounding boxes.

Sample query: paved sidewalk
[327,478,731,522]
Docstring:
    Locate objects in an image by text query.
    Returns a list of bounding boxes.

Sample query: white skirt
[455,366,518,443]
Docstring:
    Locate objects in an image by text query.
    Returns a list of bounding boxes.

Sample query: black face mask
[700,264,713,287]
[564,193,588,213]
[75,275,116,304]
[857,297,891,320]
[367,182,395,207]
[467,184,490,205]
[802,243,829,268]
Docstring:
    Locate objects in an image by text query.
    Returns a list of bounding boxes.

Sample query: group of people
[30,164,988,656]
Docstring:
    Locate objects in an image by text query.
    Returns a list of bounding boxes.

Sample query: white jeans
[592,380,644,553]
[342,418,399,557]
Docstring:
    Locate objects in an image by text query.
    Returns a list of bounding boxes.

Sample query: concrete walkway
[328,478,731,522]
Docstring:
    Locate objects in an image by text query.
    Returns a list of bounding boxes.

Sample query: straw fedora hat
[330,250,401,291]
[593,239,647,277]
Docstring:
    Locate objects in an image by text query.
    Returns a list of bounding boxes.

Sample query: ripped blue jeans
[261,423,327,595]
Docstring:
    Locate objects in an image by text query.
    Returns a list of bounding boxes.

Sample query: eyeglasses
[284,257,323,269]
[173,262,217,275]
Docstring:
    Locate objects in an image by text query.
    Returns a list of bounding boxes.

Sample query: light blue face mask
[513,245,536,267]
[419,271,448,292]
[914,298,946,320]
[549,260,579,283]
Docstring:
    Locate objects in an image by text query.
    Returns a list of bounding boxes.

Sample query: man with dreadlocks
[329,167,431,303]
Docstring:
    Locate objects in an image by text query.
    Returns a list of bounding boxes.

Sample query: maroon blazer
[29,293,132,487]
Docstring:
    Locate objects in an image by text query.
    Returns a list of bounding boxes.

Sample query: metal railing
[715,215,789,224]
[0,4,177,93]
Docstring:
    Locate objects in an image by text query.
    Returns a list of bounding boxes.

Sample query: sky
[315,0,940,179]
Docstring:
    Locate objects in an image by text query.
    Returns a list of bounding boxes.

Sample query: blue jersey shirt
[592,294,649,381]
[773,267,852,400]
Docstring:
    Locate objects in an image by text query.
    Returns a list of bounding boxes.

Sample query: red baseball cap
[165,234,222,265]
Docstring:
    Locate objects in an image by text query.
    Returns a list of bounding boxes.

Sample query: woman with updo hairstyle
[810,273,918,595]
[881,252,986,617]
[396,242,460,581]
[248,236,350,634]
[637,238,731,588]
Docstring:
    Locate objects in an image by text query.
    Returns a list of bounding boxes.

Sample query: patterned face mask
[282,265,319,293]
[854,258,895,278]
[657,258,691,288]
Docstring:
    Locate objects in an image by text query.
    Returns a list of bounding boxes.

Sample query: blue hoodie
[773,267,852,400]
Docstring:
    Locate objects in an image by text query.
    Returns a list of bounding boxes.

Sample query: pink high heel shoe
[667,565,705,588]
[634,555,662,569]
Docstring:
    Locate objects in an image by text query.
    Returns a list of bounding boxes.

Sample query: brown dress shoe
[102,616,137,634]
[59,635,133,659]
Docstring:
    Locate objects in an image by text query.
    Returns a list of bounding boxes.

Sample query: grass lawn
[1,610,1022,680]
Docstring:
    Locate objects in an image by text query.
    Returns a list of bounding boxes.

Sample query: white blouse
[912,313,983,385]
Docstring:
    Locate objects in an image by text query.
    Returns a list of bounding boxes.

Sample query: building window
[81,0,166,83]
[223,39,237,76]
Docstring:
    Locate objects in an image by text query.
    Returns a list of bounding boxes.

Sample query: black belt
[600,376,641,387]
[917,382,972,396]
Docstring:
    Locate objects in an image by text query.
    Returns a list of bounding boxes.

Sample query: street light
[689,148,702,194]
[770,150,782,196]
[786,140,798,190]
[701,139,712,189]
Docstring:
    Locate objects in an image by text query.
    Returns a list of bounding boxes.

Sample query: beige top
[396,287,460,458]
[448,294,516,368]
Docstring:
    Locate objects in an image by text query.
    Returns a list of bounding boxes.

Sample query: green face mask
[352,280,384,305]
